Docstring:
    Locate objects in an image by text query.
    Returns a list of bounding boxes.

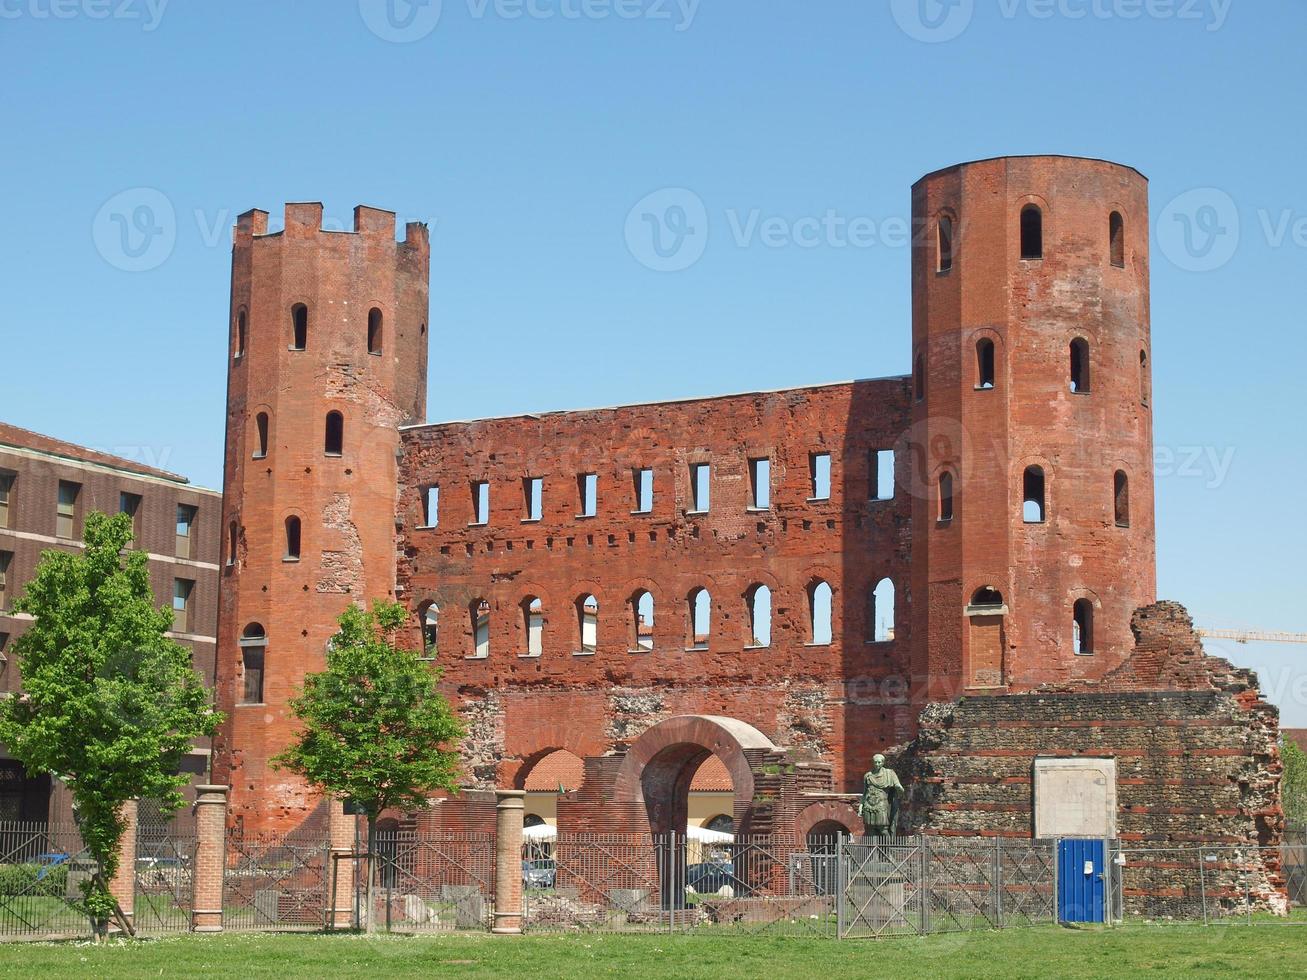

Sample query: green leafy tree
[273,601,464,932]
[1282,737,1307,828]
[0,512,221,938]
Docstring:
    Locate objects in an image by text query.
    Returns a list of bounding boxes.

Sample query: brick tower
[908,156,1156,700]
[212,203,429,834]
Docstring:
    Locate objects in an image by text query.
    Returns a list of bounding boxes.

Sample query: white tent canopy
[522,823,733,843]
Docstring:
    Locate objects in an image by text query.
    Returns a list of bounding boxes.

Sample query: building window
[1022,466,1046,524]
[578,473,597,518]
[1109,211,1125,268]
[523,597,544,657]
[234,309,247,359]
[172,578,193,633]
[239,624,266,704]
[1073,599,1094,655]
[324,412,344,456]
[254,413,270,459]
[291,303,308,350]
[471,599,491,659]
[367,307,383,355]
[1020,205,1043,260]
[870,449,895,501]
[690,463,710,513]
[687,588,710,650]
[56,481,80,539]
[871,578,895,642]
[0,473,11,529]
[577,594,598,654]
[633,468,653,514]
[808,579,833,645]
[1114,470,1130,527]
[420,603,439,659]
[227,521,238,568]
[1140,349,1150,405]
[937,215,954,272]
[119,492,142,547]
[284,515,301,561]
[471,481,489,525]
[523,477,543,522]
[0,552,12,612]
[748,458,770,510]
[976,338,995,389]
[938,472,954,523]
[971,586,1004,609]
[1070,337,1091,393]
[914,352,925,401]
[420,485,439,528]
[746,584,771,648]
[176,504,197,558]
[809,452,831,501]
[631,590,655,651]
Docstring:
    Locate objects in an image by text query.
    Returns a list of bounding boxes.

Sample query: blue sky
[2,1,1304,718]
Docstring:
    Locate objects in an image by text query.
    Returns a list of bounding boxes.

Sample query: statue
[857,754,904,838]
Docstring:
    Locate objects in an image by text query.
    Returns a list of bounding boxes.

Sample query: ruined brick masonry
[210,157,1282,872]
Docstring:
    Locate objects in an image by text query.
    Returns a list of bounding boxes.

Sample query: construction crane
[1197,629,1307,645]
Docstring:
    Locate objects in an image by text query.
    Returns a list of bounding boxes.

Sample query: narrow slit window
[524,597,544,656]
[748,458,770,510]
[1020,205,1043,260]
[578,473,597,517]
[873,578,895,642]
[1073,599,1094,655]
[175,504,197,558]
[254,412,269,458]
[632,590,655,651]
[421,485,439,527]
[420,603,439,659]
[239,624,266,704]
[324,412,344,456]
[976,338,995,389]
[690,463,710,513]
[471,599,491,659]
[578,595,598,653]
[227,521,238,567]
[809,580,833,645]
[1022,466,1046,523]
[291,303,308,350]
[235,309,247,359]
[172,578,193,633]
[938,472,954,522]
[471,481,490,525]
[284,515,301,561]
[1140,349,1150,405]
[1110,211,1125,268]
[688,588,711,650]
[1114,470,1130,527]
[367,307,383,355]
[1070,338,1091,393]
[523,477,543,521]
[937,215,954,272]
[633,468,653,514]
[810,453,831,501]
[746,584,772,647]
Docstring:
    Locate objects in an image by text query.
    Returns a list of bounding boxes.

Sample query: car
[522,859,556,890]
[685,861,735,894]
[33,853,69,882]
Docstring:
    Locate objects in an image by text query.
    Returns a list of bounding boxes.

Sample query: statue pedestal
[845,860,909,929]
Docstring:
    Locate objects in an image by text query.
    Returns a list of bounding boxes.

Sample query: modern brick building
[210,157,1283,862]
[0,423,220,821]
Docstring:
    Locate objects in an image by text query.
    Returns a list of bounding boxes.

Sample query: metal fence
[134,826,196,935]
[362,830,495,932]
[0,821,91,940]
[223,834,330,931]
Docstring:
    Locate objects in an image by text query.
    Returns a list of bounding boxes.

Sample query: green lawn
[1,924,1305,979]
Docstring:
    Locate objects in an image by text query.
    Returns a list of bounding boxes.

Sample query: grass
[1,923,1306,979]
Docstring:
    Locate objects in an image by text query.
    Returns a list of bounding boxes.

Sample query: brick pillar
[492,789,525,935]
[108,799,137,932]
[327,801,357,930]
[190,785,229,932]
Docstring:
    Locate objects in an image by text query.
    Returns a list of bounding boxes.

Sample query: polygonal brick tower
[908,156,1156,701]
[211,203,429,835]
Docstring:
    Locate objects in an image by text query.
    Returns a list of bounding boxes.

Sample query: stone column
[492,789,525,935]
[327,800,357,930]
[108,799,138,932]
[190,785,229,932]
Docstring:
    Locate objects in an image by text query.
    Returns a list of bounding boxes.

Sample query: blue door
[1057,839,1106,923]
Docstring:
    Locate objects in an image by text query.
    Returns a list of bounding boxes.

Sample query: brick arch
[794,800,861,843]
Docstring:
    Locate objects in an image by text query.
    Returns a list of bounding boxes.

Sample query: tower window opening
[471,599,491,659]
[690,462,711,513]
[808,579,833,646]
[254,412,269,459]
[1114,470,1130,527]
[523,477,543,521]
[227,521,238,568]
[1022,466,1046,523]
[976,338,995,389]
[578,473,598,517]
[284,515,301,561]
[871,449,895,501]
[235,309,247,359]
[971,586,1004,608]
[1020,205,1043,260]
[420,603,439,659]
[367,307,383,355]
[632,590,655,651]
[471,481,490,525]
[633,468,654,514]
[421,484,439,528]
[809,453,831,501]
[1110,211,1125,268]
[523,597,544,657]
[871,578,896,643]
[324,411,344,456]
[938,472,954,523]
[239,624,266,704]
[748,458,770,510]
[746,584,772,648]
[1070,337,1091,393]
[687,588,711,649]
[577,594,598,653]
[1073,599,1094,655]
[937,215,954,272]
[1140,349,1150,405]
[291,303,308,350]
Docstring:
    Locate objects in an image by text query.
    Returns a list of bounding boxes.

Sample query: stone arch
[794,800,861,843]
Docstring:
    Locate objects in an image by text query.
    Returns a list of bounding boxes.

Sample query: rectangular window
[748,458,770,510]
[0,473,12,529]
[523,477,543,522]
[56,481,80,539]
[809,453,831,501]
[119,492,143,548]
[471,481,489,525]
[689,463,710,513]
[0,552,12,611]
[0,633,9,660]
[578,473,597,518]
[633,468,653,514]
[172,578,193,633]
[870,449,895,501]
[420,485,439,528]
[240,642,265,704]
[176,504,197,558]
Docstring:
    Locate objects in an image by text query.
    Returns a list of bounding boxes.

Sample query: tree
[0,512,221,939]
[1283,736,1307,828]
[273,601,464,932]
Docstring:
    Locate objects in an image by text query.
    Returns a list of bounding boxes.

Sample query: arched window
[235,309,247,359]
[239,623,265,704]
[808,579,833,645]
[631,590,655,651]
[871,578,895,642]
[471,599,490,659]
[1109,211,1125,268]
[745,584,771,648]
[291,303,308,350]
[254,412,269,459]
[1070,338,1091,393]
[523,596,544,657]
[687,588,710,650]
[937,215,953,272]
[226,521,238,568]
[1020,205,1043,260]
[1140,349,1150,405]
[420,602,439,658]
[367,307,383,355]
[938,472,954,522]
[1114,470,1130,527]
[577,594,598,654]
[914,352,925,402]
[1022,466,1046,523]
[971,586,1004,608]
[976,338,995,389]
[1073,599,1094,654]
[324,411,344,456]
[283,515,301,561]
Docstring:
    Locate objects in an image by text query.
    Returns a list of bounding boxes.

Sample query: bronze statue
[857,753,904,837]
